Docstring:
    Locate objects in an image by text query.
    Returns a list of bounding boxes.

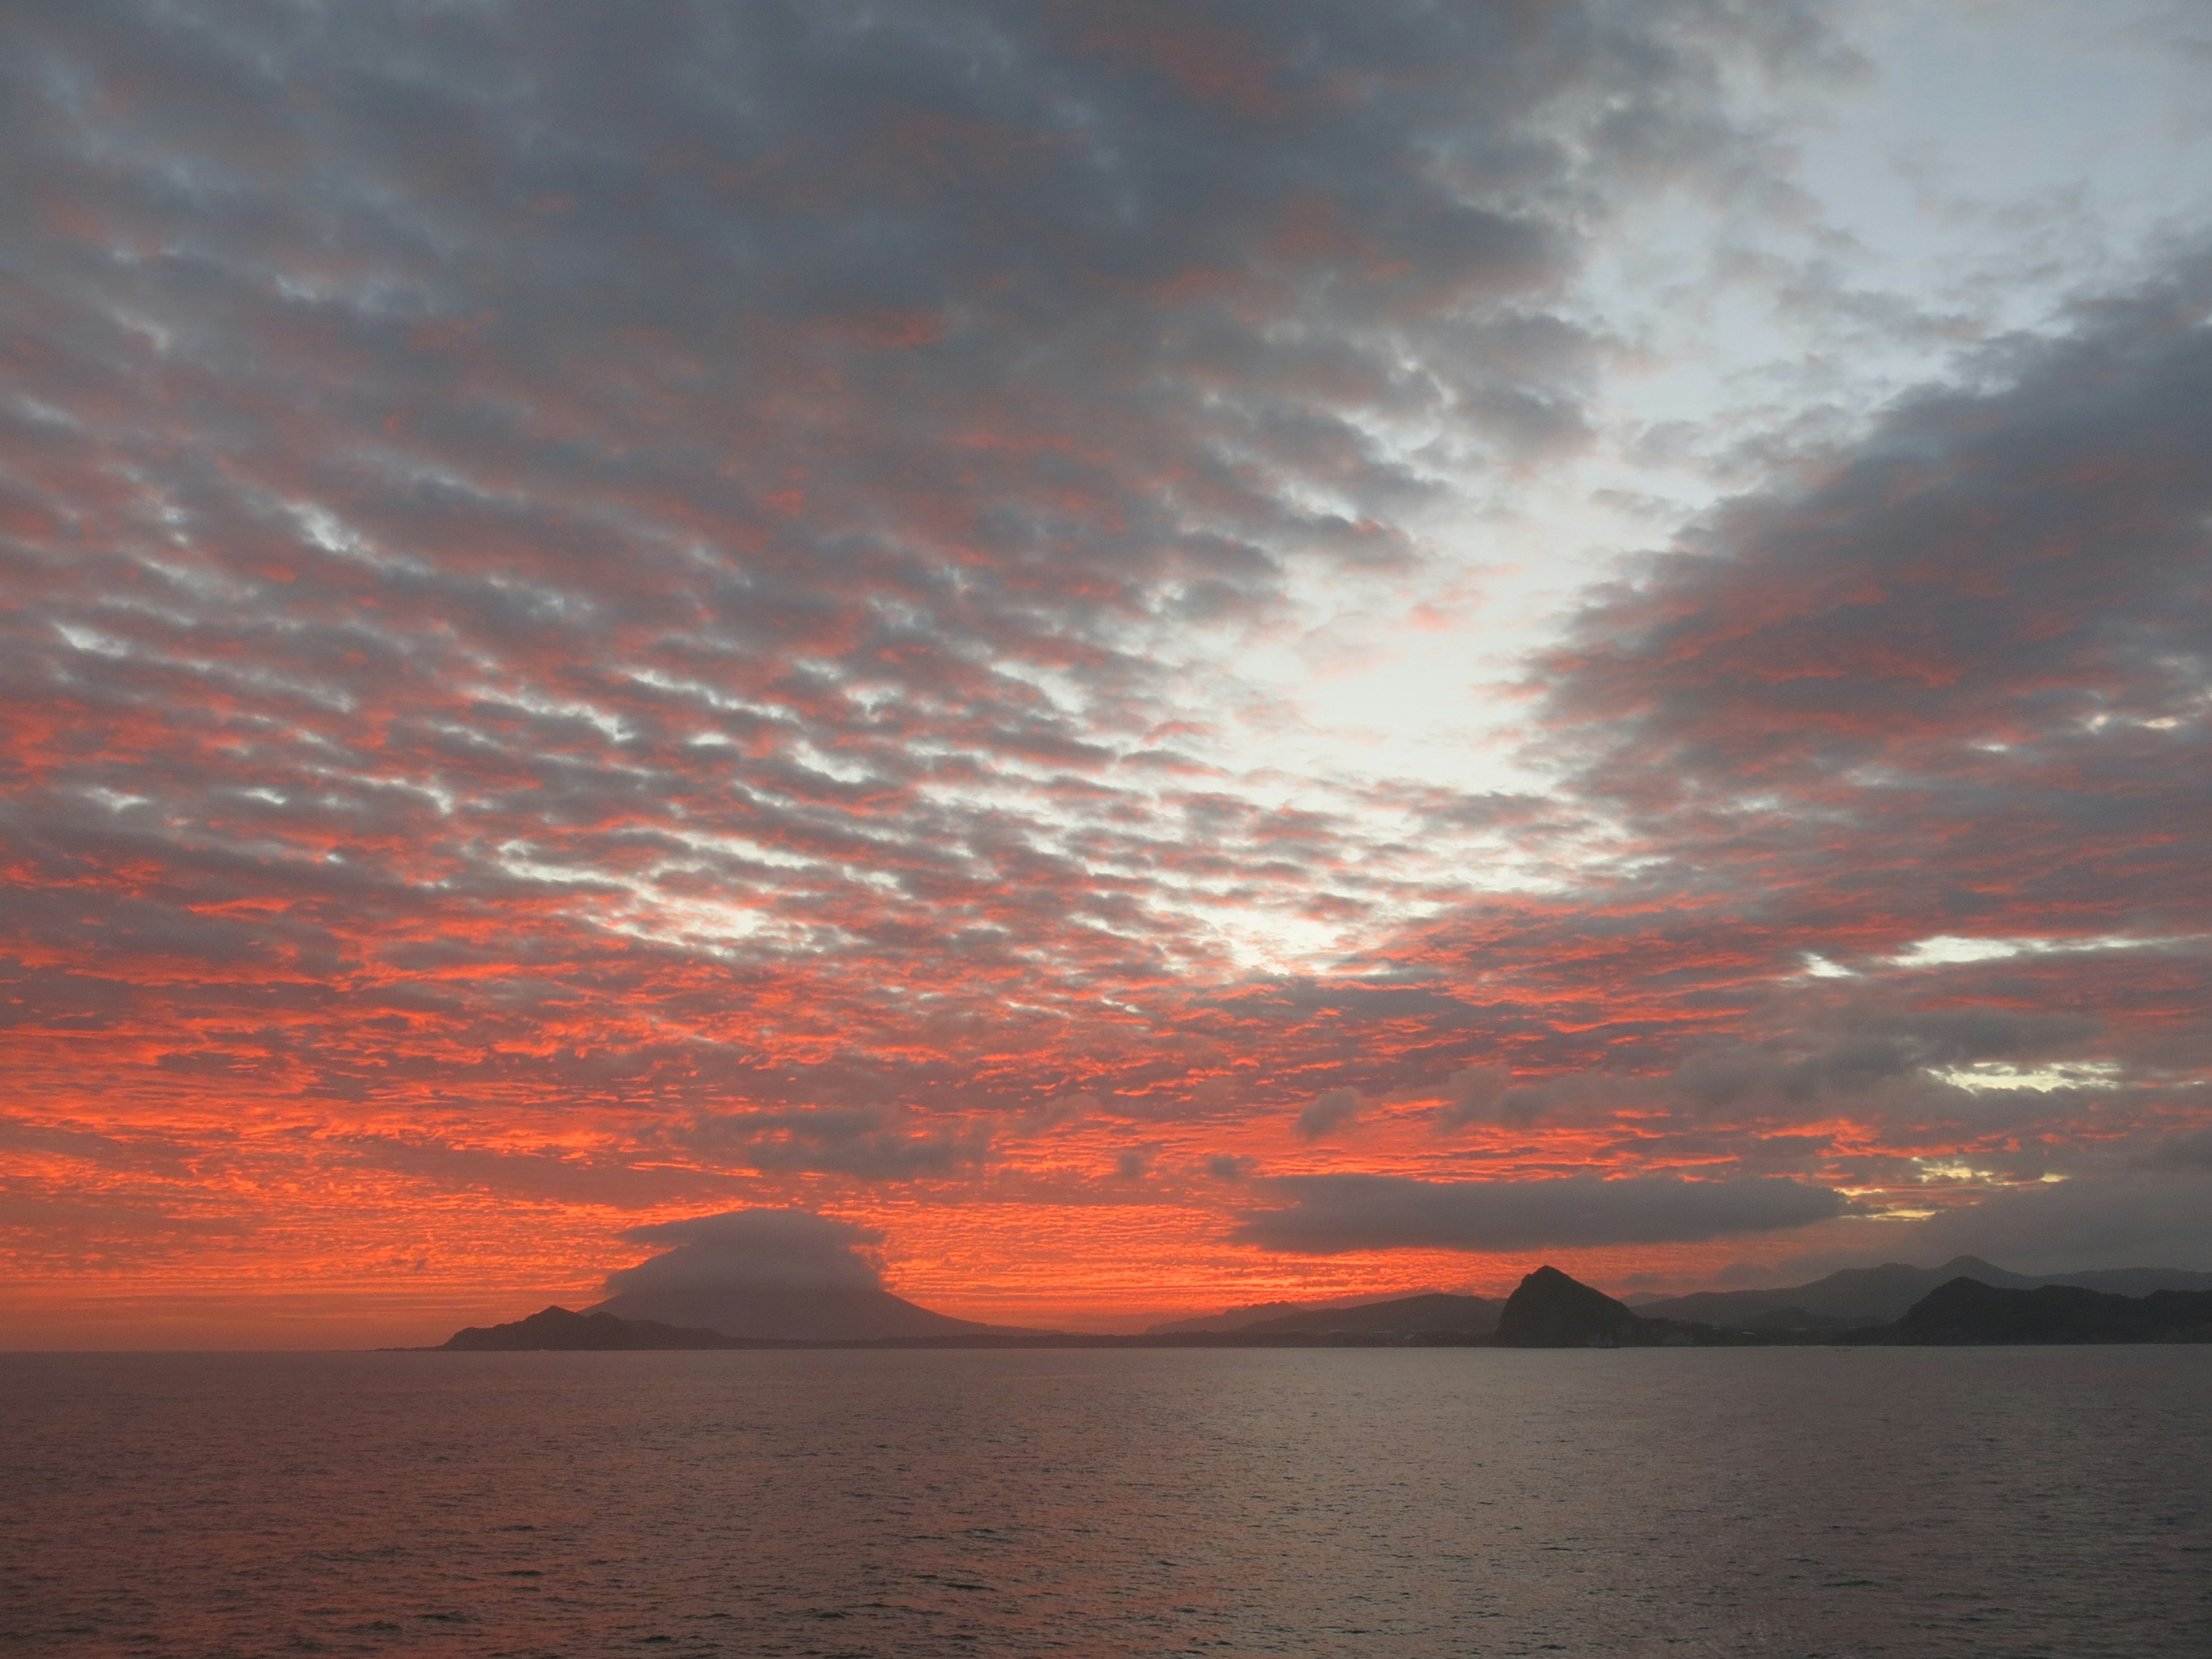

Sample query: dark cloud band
[1230,1172,1849,1253]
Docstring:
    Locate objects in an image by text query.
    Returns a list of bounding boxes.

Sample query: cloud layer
[1,2,2208,1332]
[2,2,1791,1097]
[1231,1173,1850,1253]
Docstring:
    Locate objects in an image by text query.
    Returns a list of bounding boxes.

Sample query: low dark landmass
[1486,1264,1758,1348]
[427,1274,2212,1354]
[1885,1278,2212,1344]
[1490,1269,2212,1348]
[444,1306,735,1351]
[1635,1255,2021,1328]
[1143,1288,1461,1335]
[428,1311,1504,1352]
[588,1281,1028,1341]
[429,1267,2212,1351]
[1229,1290,1501,1338]
[1635,1255,2212,1329]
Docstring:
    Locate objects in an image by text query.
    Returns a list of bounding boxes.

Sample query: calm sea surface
[3,1347,2207,1658]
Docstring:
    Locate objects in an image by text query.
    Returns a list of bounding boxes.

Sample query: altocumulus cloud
[1230,1173,1850,1253]
[0,0,1840,1115]
[1363,261,2212,1200]
[2,0,2210,1322]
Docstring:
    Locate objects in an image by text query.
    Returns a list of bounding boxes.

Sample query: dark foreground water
[3,1347,2208,1658]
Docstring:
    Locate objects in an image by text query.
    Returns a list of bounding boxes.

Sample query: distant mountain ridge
[1229,1292,1501,1338]
[1893,1278,2212,1344]
[1634,1256,2212,1330]
[444,1306,733,1351]
[1145,1290,1444,1335]
[586,1281,1030,1341]
[1493,1266,2212,1347]
[431,1267,2212,1350]
[1150,1256,2212,1339]
[431,1253,2212,1352]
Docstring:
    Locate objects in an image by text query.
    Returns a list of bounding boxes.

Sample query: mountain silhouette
[1495,1266,1644,1347]
[1629,1255,2212,1329]
[1889,1278,2212,1344]
[442,1306,732,1351]
[1229,1292,1501,1338]
[1145,1290,1442,1335]
[1634,1255,2029,1327]
[586,1281,1023,1341]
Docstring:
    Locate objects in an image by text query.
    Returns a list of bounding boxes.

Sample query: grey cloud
[1775,1012,2103,1097]
[25,0,2172,1285]
[1542,266,2212,859]
[608,1206,885,1293]
[0,1,1847,1080]
[1230,1171,1848,1253]
[1482,262,2212,1201]
[1661,1009,2111,1116]
[1011,1093,1096,1137]
[1840,1171,2212,1275]
[0,1186,253,1268]
[335,1137,748,1208]
[679,1108,992,1179]
[2143,1130,2212,1172]
[1423,1004,2115,1139]
[1294,1086,1361,1141]
[0,1115,208,1176]
[1437,1063,1551,1128]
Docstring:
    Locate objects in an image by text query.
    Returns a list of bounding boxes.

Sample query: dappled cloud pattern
[1,1,2207,1338]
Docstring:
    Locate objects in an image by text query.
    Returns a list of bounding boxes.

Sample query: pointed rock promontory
[1495,1265,1645,1347]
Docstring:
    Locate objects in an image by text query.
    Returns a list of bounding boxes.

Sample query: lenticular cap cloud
[593,1206,1005,1339]
[1231,1172,1850,1253]
[609,1206,886,1293]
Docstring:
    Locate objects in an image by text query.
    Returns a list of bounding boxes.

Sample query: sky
[3,0,2210,1347]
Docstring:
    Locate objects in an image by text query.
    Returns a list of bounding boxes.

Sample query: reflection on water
[4,1346,2208,1657]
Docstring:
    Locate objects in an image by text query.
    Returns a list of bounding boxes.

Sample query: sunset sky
[5,0,2211,1347]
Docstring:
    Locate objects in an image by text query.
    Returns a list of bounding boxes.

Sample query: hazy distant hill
[443,1306,733,1351]
[1635,1256,2212,1330]
[2033,1267,2212,1297]
[588,1281,1027,1341]
[1145,1291,1440,1335]
[1635,1256,2031,1327]
[1230,1292,1501,1338]
[1889,1278,2212,1344]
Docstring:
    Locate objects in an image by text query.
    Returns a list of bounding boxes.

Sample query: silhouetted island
[1144,1290,1499,1336]
[1632,1255,2212,1329]
[1489,1268,2212,1347]
[1494,1264,1645,1346]
[443,1306,734,1351]
[1886,1277,2212,1344]
[590,1279,1022,1342]
[1216,1291,1502,1338]
[427,1263,2212,1351]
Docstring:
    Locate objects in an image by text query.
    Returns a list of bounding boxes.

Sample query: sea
[3,1346,2207,1658]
